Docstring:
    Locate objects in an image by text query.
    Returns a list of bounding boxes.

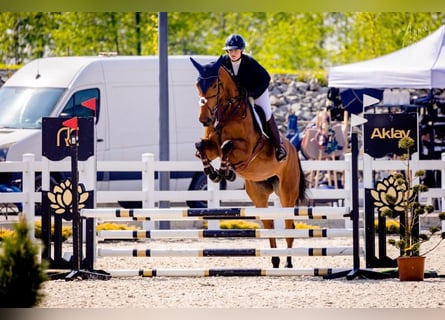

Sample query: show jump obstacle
[82,205,353,278]
[40,114,412,280]
[79,133,388,279]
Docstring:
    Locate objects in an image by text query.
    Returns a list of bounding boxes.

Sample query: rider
[221,34,287,162]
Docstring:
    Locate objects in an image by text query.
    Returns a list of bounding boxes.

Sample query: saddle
[247,98,268,138]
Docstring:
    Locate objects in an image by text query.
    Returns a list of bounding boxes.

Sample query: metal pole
[158,12,170,229]
[350,132,360,271]
[70,130,80,271]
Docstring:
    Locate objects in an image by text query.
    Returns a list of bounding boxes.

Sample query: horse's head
[190,56,224,126]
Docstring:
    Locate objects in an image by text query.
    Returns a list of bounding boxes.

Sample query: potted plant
[371,136,445,281]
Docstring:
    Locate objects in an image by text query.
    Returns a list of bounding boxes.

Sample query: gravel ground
[37,236,445,308]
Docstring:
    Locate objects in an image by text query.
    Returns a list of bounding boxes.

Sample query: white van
[0,55,227,208]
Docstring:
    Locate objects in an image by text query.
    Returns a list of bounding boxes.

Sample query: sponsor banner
[42,117,95,161]
[364,113,417,158]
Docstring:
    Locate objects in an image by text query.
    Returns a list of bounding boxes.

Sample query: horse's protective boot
[266,116,287,162]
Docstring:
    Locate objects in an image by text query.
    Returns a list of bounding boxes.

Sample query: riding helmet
[223,34,246,50]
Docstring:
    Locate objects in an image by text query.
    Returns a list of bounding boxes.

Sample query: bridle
[199,75,221,116]
[199,72,246,131]
[197,65,266,171]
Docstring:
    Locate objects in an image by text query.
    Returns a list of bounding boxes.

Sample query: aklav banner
[363,113,417,158]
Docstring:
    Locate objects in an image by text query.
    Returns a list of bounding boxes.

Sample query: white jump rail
[81,205,358,277]
[0,153,353,213]
[2,151,445,230]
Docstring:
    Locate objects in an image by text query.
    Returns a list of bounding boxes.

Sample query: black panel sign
[42,117,95,161]
[364,113,417,158]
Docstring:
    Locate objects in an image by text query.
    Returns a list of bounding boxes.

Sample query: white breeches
[254,89,272,121]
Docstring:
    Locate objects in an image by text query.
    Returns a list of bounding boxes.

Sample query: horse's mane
[219,64,249,99]
[191,56,249,100]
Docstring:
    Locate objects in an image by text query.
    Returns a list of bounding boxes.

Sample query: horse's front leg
[219,140,236,182]
[195,139,222,183]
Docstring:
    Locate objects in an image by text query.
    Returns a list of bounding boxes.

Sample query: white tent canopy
[328,25,445,89]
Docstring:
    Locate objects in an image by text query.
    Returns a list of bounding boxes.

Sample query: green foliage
[271,69,328,86]
[294,222,320,229]
[374,219,400,234]
[373,136,444,256]
[0,12,444,70]
[0,65,20,71]
[330,12,445,65]
[96,222,139,231]
[1,221,73,242]
[34,220,72,242]
[0,216,48,307]
[203,220,319,229]
[0,228,15,240]
[219,220,261,229]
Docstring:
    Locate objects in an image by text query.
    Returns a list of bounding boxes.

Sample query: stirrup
[276,146,287,162]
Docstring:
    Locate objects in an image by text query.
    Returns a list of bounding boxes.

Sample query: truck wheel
[118,201,142,209]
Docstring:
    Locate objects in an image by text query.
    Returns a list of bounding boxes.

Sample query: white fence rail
[1,152,445,222]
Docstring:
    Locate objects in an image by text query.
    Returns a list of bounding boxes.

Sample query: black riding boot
[266,116,287,162]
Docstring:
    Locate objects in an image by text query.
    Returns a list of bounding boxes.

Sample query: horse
[190,56,307,268]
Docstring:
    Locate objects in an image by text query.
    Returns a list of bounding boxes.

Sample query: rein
[207,74,266,170]
[210,74,249,132]
[214,95,245,132]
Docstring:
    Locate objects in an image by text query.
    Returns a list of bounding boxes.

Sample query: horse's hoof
[225,170,236,182]
[285,257,293,268]
[209,172,222,183]
[271,257,280,268]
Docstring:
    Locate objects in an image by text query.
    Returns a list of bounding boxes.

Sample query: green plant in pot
[371,136,445,281]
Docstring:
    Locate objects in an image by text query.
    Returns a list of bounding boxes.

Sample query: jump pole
[108,268,351,277]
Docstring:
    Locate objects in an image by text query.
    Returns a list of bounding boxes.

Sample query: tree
[0,12,444,71]
[0,216,48,307]
[0,12,55,64]
[331,12,445,65]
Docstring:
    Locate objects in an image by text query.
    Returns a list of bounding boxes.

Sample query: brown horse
[190,56,307,268]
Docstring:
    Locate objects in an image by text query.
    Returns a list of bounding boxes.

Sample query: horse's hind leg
[264,214,294,268]
[245,180,280,268]
[277,162,301,268]
[263,219,280,268]
[284,219,295,268]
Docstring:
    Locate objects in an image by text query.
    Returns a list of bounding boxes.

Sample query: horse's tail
[297,155,307,202]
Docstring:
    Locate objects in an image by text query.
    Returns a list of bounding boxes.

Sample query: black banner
[42,117,95,161]
[364,113,417,158]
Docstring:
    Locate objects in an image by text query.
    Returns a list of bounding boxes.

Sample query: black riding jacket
[221,54,271,99]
